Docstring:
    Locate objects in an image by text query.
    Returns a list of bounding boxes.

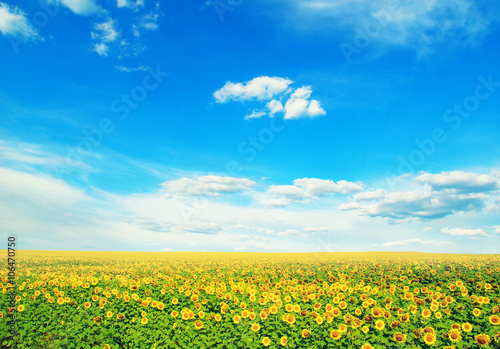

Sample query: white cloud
[244,110,266,120]
[161,175,256,197]
[261,198,291,207]
[214,77,326,120]
[132,2,163,37]
[58,0,100,16]
[441,227,488,237]
[91,17,120,56]
[0,167,87,206]
[340,190,486,222]
[267,184,309,200]
[214,76,293,103]
[304,226,329,233]
[422,226,433,232]
[417,171,499,193]
[264,177,363,207]
[266,99,284,115]
[181,222,221,234]
[284,86,326,119]
[294,178,363,196]
[276,229,302,236]
[122,217,171,232]
[382,238,453,247]
[353,189,386,201]
[287,0,489,55]
[0,2,38,40]
[115,64,149,73]
[117,0,144,11]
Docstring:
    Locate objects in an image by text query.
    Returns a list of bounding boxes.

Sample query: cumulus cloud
[264,178,363,207]
[341,190,486,222]
[441,227,488,237]
[214,76,326,120]
[214,76,293,103]
[283,86,326,119]
[417,171,499,193]
[0,2,39,40]
[266,99,284,115]
[352,189,386,201]
[91,17,120,56]
[382,238,453,247]
[294,178,363,196]
[267,185,309,200]
[161,175,256,197]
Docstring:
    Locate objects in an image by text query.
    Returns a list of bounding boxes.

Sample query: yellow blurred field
[2,251,500,348]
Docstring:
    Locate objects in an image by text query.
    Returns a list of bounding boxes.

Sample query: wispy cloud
[161,175,256,197]
[283,0,489,55]
[57,0,101,16]
[382,238,453,247]
[132,2,163,37]
[0,2,39,40]
[114,64,149,73]
[91,17,120,56]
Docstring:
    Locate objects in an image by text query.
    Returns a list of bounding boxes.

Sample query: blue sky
[0,0,499,252]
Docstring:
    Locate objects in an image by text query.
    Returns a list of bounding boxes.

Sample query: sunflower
[93,316,103,324]
[84,302,91,308]
[393,333,406,343]
[141,317,148,325]
[301,329,311,338]
[280,336,287,346]
[374,320,385,331]
[194,320,203,329]
[423,333,436,345]
[489,315,500,326]
[330,330,342,340]
[475,334,491,347]
[171,311,178,318]
[361,344,374,349]
[106,311,113,318]
[462,323,473,332]
[473,308,481,317]
[250,323,260,332]
[17,305,25,312]
[449,330,461,343]
[262,337,271,347]
[422,309,431,318]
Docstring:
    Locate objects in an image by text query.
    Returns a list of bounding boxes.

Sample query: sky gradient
[1,0,499,253]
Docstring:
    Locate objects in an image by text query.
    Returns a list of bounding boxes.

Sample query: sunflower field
[1,251,500,348]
